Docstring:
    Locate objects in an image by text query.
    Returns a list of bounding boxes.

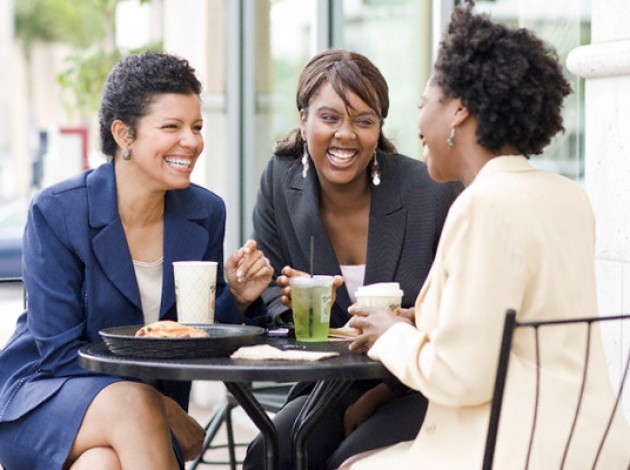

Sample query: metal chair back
[483,309,630,470]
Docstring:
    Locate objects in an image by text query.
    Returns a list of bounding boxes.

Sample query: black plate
[99,324,265,359]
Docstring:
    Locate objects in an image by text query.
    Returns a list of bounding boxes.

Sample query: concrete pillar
[0,0,29,200]
[567,0,630,416]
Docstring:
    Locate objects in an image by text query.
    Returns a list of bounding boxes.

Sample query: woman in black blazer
[243,49,461,470]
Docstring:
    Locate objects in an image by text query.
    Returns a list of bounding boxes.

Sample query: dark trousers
[242,381,428,470]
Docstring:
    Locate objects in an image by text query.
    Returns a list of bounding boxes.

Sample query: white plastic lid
[355,282,403,298]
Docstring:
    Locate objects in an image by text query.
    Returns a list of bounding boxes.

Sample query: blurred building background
[0,0,590,250]
[1,0,629,416]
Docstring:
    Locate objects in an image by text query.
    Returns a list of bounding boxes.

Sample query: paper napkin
[230,344,339,361]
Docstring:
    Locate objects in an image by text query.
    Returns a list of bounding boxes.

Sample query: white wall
[567,0,630,417]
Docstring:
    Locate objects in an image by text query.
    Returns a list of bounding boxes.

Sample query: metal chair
[483,309,630,470]
[190,382,293,469]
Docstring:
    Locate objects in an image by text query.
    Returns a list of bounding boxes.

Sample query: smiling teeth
[328,149,356,160]
[165,158,191,168]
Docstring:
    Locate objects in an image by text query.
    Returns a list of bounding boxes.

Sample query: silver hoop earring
[446,127,455,148]
[371,151,381,186]
[301,143,309,178]
[122,147,132,160]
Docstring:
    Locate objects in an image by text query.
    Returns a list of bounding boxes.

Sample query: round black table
[79,336,391,470]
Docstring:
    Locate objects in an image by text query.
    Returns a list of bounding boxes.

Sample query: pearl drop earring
[371,151,381,186]
[447,127,455,148]
[301,143,310,178]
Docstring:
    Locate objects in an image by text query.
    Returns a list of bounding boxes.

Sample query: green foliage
[56,48,121,118]
[57,42,163,118]
[16,0,157,119]
[15,0,107,55]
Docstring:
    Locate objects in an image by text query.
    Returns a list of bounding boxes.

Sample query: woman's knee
[98,381,167,426]
[67,446,121,470]
[75,382,167,448]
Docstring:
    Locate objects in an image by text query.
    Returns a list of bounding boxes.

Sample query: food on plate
[135,320,209,338]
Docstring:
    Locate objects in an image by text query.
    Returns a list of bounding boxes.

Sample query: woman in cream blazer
[345,5,630,469]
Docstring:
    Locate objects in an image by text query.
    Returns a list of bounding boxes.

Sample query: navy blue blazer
[252,152,461,328]
[0,162,265,423]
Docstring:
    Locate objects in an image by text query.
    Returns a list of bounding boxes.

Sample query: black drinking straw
[309,236,314,277]
[309,235,314,337]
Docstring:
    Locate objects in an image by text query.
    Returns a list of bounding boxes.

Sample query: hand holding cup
[347,304,411,352]
[276,266,344,309]
[348,282,407,351]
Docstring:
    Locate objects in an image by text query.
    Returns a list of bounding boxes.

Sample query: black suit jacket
[252,152,461,327]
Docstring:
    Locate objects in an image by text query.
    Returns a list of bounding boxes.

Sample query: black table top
[79,336,391,383]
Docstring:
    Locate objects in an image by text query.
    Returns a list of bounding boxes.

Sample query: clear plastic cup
[290,275,334,342]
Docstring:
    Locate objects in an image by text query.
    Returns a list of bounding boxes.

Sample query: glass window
[241,0,317,239]
[335,0,432,161]
[239,0,590,243]
[475,0,590,182]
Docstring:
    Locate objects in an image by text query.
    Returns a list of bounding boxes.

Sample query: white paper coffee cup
[355,282,404,314]
[173,261,218,324]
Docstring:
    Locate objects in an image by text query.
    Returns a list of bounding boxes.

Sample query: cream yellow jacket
[354,156,630,469]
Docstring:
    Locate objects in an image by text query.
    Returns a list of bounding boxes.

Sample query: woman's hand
[226,239,274,312]
[276,266,344,308]
[348,304,412,352]
[161,395,206,461]
[398,307,416,325]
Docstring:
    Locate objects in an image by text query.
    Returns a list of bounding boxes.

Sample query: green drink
[290,275,334,342]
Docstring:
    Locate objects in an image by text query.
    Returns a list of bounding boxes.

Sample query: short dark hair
[433,3,572,156]
[98,51,202,159]
[275,48,396,156]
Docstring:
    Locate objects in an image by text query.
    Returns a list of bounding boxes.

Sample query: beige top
[133,257,163,324]
[355,156,630,469]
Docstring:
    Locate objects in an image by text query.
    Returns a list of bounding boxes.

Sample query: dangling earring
[122,147,132,160]
[301,143,309,178]
[446,127,455,148]
[371,151,381,186]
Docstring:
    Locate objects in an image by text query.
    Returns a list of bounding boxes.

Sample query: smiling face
[300,81,380,189]
[418,80,461,183]
[125,93,204,191]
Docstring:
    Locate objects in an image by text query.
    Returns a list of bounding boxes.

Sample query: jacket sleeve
[369,193,528,407]
[23,194,96,378]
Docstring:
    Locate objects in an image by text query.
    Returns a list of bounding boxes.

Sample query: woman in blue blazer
[244,49,461,470]
[0,52,271,470]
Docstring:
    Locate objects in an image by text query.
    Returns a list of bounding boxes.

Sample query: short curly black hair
[98,51,202,160]
[433,3,572,156]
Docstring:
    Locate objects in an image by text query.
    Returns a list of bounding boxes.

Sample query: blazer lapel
[286,168,348,307]
[287,169,340,273]
[88,164,210,315]
[160,191,210,317]
[364,155,406,286]
[285,156,407,314]
[88,163,142,309]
